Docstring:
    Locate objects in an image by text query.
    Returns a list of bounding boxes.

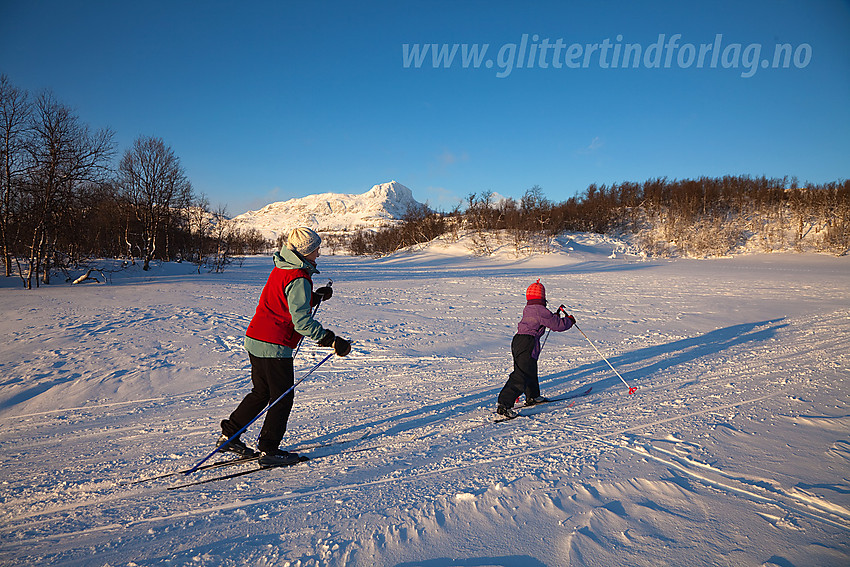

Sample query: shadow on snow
[294,319,788,451]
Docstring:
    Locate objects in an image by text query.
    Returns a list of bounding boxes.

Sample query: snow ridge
[1,251,848,566]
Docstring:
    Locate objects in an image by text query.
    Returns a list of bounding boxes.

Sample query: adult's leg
[257,357,295,453]
[221,353,272,437]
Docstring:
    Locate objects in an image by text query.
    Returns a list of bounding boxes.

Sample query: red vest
[245,267,313,347]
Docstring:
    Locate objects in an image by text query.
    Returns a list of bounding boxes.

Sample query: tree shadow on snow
[0,373,82,415]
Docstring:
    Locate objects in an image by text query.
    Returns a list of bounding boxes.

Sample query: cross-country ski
[4,3,848,565]
[2,236,848,567]
[168,455,311,491]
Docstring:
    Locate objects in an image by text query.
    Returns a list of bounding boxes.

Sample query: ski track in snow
[0,241,848,567]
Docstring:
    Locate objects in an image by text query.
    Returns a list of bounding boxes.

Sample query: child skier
[496,279,575,419]
[219,227,351,467]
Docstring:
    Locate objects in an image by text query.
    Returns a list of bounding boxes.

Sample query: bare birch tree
[0,75,31,277]
[18,91,114,288]
[117,136,192,270]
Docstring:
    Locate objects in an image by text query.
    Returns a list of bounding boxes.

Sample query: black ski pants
[221,354,294,453]
[498,333,540,408]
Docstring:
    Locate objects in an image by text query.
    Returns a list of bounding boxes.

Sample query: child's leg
[522,353,540,400]
[498,335,536,407]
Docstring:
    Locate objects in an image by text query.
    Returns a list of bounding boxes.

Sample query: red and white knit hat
[526,279,545,301]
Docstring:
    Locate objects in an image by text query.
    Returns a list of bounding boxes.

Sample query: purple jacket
[517,300,573,359]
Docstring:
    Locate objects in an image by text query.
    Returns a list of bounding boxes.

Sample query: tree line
[346,176,849,257]
[4,75,847,288]
[0,75,269,288]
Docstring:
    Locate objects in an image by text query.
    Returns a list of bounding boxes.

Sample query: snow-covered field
[1,235,848,567]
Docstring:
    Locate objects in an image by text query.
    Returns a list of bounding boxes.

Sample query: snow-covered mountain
[228,181,423,242]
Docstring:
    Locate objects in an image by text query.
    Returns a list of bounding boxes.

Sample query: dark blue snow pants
[498,333,539,408]
[221,354,294,453]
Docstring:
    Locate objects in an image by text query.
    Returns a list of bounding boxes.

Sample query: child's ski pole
[186,351,335,474]
[561,305,636,395]
[540,304,568,350]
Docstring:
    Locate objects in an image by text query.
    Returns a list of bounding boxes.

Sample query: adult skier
[219,227,351,466]
[496,279,575,419]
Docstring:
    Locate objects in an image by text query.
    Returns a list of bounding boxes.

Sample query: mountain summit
[229,181,423,241]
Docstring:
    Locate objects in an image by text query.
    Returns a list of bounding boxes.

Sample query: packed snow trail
[0,242,848,566]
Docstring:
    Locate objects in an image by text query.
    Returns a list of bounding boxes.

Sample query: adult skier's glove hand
[566,314,576,325]
[333,336,351,357]
[318,330,336,347]
[315,285,333,301]
[319,330,350,355]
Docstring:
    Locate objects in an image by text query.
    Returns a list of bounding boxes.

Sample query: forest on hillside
[349,176,850,258]
[0,76,265,288]
[3,75,848,289]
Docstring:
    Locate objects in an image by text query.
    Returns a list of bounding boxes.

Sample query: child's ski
[544,386,593,404]
[496,387,593,422]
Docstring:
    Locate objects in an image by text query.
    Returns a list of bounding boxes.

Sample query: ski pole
[539,305,566,350]
[293,280,332,359]
[186,350,335,474]
[560,305,635,395]
[573,322,636,395]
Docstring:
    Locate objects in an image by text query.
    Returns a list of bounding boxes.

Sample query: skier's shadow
[543,318,788,394]
[295,319,788,449]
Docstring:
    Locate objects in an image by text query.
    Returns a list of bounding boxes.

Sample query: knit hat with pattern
[285,227,322,256]
[526,279,545,301]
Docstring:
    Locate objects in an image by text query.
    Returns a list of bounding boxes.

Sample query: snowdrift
[0,239,848,566]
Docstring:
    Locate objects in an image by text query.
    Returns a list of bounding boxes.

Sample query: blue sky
[2,0,848,214]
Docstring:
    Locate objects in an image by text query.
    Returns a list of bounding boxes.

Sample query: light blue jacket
[244,248,328,358]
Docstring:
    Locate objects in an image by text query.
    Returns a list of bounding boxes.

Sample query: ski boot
[259,449,308,467]
[496,404,518,419]
[217,434,258,457]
